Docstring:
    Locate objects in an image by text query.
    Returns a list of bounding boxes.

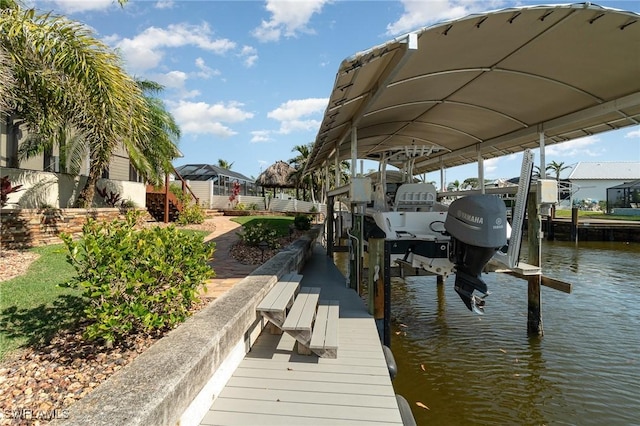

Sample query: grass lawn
[231,215,296,236]
[0,244,79,361]
[554,209,640,221]
[0,228,212,362]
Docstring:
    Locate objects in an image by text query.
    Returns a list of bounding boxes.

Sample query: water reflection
[334,241,640,425]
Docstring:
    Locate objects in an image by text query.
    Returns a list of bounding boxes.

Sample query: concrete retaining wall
[55,226,323,426]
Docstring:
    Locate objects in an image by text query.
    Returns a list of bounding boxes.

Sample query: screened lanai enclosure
[607,180,640,213]
[174,164,257,196]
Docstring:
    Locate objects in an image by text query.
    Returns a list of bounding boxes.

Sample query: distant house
[567,162,640,202]
[173,164,256,196]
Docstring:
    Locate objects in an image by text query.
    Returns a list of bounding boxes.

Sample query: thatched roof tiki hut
[256,161,297,197]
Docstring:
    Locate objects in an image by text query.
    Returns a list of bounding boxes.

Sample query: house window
[129,164,142,182]
[43,149,59,173]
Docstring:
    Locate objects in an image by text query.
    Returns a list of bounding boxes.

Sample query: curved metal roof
[306,3,640,175]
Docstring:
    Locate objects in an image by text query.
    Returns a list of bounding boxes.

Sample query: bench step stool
[282,287,321,354]
[256,273,302,331]
[310,300,339,359]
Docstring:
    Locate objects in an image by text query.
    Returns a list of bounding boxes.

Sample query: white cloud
[386,0,507,36]
[267,98,328,134]
[624,127,640,139]
[240,46,259,68]
[545,136,601,157]
[155,0,174,9]
[146,71,200,99]
[251,130,272,143]
[194,58,221,79]
[252,0,331,42]
[484,157,499,174]
[151,70,188,89]
[114,23,236,72]
[38,0,114,13]
[169,100,254,137]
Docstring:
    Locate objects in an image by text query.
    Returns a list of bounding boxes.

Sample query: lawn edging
[55,225,323,426]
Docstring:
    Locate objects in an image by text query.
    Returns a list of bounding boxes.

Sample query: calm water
[339,240,640,426]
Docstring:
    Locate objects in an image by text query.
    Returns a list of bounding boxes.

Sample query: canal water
[338,240,640,425]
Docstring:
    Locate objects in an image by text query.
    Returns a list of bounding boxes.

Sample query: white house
[567,162,640,203]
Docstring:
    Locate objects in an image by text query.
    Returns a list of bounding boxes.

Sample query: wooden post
[527,191,543,336]
[326,195,334,256]
[368,238,385,330]
[349,207,362,292]
[383,240,392,347]
[571,207,579,243]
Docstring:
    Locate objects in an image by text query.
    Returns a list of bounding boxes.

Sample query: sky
[30,0,640,186]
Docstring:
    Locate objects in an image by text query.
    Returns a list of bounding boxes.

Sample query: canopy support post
[477,144,485,194]
[539,130,546,178]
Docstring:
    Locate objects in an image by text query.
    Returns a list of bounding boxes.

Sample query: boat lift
[305,4,640,344]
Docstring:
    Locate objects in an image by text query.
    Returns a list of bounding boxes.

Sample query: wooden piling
[527,191,543,336]
[383,240,392,347]
[349,210,363,292]
[368,238,385,321]
[326,195,334,256]
[571,207,579,243]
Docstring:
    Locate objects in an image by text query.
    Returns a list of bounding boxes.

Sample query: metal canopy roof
[306,3,640,175]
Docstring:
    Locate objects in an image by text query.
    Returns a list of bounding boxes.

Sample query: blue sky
[32,0,640,185]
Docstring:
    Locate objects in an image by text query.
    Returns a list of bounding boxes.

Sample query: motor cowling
[444,195,507,314]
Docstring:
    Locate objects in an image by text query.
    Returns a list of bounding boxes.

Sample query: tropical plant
[217,159,234,170]
[447,179,463,191]
[288,142,349,203]
[293,214,311,231]
[237,222,280,248]
[60,212,214,344]
[1,175,23,207]
[0,5,183,207]
[546,161,571,180]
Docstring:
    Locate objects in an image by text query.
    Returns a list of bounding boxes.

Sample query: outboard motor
[444,195,507,314]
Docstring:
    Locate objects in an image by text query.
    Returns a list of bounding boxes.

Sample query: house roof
[568,162,640,180]
[174,164,254,183]
[305,3,640,176]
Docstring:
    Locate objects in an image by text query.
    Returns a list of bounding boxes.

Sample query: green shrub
[235,202,246,211]
[237,222,280,248]
[120,199,136,209]
[249,203,259,210]
[178,202,205,225]
[60,212,215,345]
[293,214,311,231]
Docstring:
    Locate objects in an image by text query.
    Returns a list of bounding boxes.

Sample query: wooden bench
[256,273,302,330]
[256,275,339,359]
[310,300,339,359]
[282,287,321,353]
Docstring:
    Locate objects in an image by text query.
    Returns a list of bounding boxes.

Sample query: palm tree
[546,161,571,180]
[447,180,463,191]
[132,80,181,185]
[17,79,180,186]
[0,46,15,115]
[1,4,152,207]
[288,143,314,200]
[217,159,234,170]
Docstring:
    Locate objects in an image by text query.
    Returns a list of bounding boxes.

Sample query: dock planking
[200,245,403,426]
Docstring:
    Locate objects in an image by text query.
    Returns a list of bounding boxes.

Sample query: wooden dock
[542,217,640,242]
[199,245,404,425]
